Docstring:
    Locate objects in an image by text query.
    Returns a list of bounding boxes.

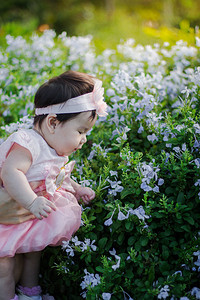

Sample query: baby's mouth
[74,146,82,151]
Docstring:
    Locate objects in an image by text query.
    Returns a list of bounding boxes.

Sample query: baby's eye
[78,131,83,134]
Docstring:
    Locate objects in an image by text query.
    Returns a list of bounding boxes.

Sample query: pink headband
[35,79,108,117]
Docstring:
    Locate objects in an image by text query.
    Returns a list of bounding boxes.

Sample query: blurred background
[0,0,199,48]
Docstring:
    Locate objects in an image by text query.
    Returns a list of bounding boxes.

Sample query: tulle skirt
[0,188,81,257]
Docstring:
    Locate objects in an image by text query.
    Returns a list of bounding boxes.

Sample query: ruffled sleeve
[0,129,40,168]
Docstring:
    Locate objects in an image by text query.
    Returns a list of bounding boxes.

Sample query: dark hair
[33,70,96,127]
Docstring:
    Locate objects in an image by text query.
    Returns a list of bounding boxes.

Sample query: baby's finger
[84,196,91,204]
[35,212,43,220]
[40,210,49,218]
[46,200,56,211]
[89,193,95,200]
[81,196,87,203]
[87,189,95,198]
[86,193,94,201]
[43,206,52,213]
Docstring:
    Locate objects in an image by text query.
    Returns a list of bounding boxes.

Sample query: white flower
[107,179,124,196]
[193,250,200,267]
[106,88,115,97]
[158,285,170,299]
[112,256,121,271]
[166,143,172,148]
[102,293,112,300]
[138,125,144,133]
[123,205,150,224]
[109,248,116,256]
[129,206,150,221]
[110,170,118,177]
[153,185,159,193]
[104,207,116,226]
[71,236,82,246]
[104,217,113,226]
[141,182,152,192]
[80,269,101,293]
[173,146,181,153]
[194,124,200,134]
[182,143,186,151]
[194,159,200,168]
[158,178,164,186]
[195,180,200,187]
[191,287,200,299]
[81,239,97,252]
[196,37,200,47]
[175,125,185,131]
[172,270,182,276]
[118,210,128,220]
[62,242,74,257]
[109,249,121,270]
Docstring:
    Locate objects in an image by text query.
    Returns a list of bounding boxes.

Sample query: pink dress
[0,129,82,257]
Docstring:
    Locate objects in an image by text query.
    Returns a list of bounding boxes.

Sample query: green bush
[0,29,200,299]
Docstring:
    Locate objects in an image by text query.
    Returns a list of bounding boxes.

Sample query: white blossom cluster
[109,248,121,271]
[104,204,150,227]
[137,161,164,193]
[87,142,111,160]
[58,32,96,72]
[1,116,33,134]
[193,250,200,271]
[80,269,101,298]
[157,266,200,299]
[62,236,97,257]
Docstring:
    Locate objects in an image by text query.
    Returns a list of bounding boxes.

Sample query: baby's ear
[46,114,58,133]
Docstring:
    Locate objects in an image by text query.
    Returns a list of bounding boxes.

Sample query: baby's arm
[0,168,3,187]
[70,178,95,205]
[1,143,56,219]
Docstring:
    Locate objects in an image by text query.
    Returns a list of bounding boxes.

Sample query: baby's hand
[27,196,56,220]
[76,187,95,205]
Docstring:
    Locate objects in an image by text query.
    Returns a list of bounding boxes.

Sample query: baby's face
[50,111,97,156]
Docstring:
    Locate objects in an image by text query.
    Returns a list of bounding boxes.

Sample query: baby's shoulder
[11,129,41,160]
[0,129,41,166]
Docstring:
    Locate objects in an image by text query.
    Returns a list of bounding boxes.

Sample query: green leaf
[159,261,170,274]
[140,236,149,247]
[148,265,155,284]
[128,236,135,246]
[96,266,104,273]
[154,212,163,218]
[117,232,125,245]
[160,229,171,237]
[125,221,134,231]
[96,224,104,231]
[121,188,134,199]
[135,241,141,251]
[162,246,169,259]
[176,213,182,219]
[126,268,134,279]
[180,225,191,232]
[85,254,91,263]
[177,192,184,203]
[183,215,194,225]
[98,237,108,249]
[105,238,113,251]
[165,187,174,195]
